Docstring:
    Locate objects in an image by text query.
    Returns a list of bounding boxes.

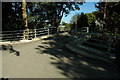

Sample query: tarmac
[1,34,120,78]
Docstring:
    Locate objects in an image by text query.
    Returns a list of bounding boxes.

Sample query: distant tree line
[68,12,96,32]
[67,2,120,34]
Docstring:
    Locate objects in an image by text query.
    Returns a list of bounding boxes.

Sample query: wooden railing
[0,27,57,42]
[84,33,117,54]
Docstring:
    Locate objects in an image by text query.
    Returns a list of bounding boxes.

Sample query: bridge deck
[1,35,120,78]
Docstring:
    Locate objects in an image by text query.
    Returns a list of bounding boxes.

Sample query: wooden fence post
[48,28,49,35]
[34,29,37,38]
[23,30,25,40]
[87,27,89,33]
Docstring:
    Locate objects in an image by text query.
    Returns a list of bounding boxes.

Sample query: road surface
[1,35,120,78]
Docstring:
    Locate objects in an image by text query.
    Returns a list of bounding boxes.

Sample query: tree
[86,12,96,32]
[3,2,84,31]
[2,2,23,31]
[62,21,67,25]
[61,22,72,31]
[86,12,96,25]
[77,12,89,29]
[70,12,89,31]
[22,0,29,39]
[95,2,120,33]
[95,1,120,66]
[27,2,83,28]
[22,0,28,30]
[70,13,80,24]
[70,13,80,32]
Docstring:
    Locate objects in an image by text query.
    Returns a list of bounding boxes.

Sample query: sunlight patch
[80,61,89,65]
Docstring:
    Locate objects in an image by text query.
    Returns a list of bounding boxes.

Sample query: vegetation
[70,12,96,32]
[77,13,89,28]
[2,2,23,30]
[2,2,84,40]
[68,2,120,66]
[22,0,29,39]
[95,2,120,33]
[2,2,83,31]
[95,2,120,66]
[2,1,120,66]
[86,12,96,25]
[58,22,72,32]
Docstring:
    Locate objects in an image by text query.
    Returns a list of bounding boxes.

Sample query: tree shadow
[1,78,9,80]
[0,44,20,56]
[35,34,120,79]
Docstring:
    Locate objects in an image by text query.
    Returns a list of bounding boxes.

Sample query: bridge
[0,28,120,79]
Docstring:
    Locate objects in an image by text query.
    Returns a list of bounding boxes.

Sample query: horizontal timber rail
[0,27,57,42]
[84,33,117,54]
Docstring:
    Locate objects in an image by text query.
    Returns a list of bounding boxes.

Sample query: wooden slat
[85,42,116,50]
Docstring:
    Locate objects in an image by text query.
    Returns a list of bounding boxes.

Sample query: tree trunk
[102,3,107,35]
[22,0,29,40]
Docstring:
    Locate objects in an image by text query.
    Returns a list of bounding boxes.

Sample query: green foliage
[60,22,72,31]
[70,12,90,31]
[95,2,120,34]
[96,2,120,63]
[65,24,72,31]
[27,2,83,28]
[86,12,96,25]
[62,22,67,25]
[2,2,23,30]
[77,12,89,28]
[104,32,120,38]
[2,2,83,31]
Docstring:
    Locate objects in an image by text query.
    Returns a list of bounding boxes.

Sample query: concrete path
[1,35,120,78]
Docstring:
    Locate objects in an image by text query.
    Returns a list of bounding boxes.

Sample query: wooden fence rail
[0,27,57,42]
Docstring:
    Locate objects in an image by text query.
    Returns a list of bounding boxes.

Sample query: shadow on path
[35,34,120,79]
[1,44,20,56]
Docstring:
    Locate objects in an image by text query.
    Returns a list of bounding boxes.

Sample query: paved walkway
[1,34,120,78]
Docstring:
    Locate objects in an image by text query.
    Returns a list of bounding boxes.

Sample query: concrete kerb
[0,35,54,45]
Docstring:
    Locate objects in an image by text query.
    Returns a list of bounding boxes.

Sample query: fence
[0,27,57,42]
[80,27,89,33]
[85,33,118,54]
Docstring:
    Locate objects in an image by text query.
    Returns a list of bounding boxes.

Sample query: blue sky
[61,2,98,23]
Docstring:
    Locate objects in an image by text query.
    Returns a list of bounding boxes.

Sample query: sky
[61,2,97,23]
